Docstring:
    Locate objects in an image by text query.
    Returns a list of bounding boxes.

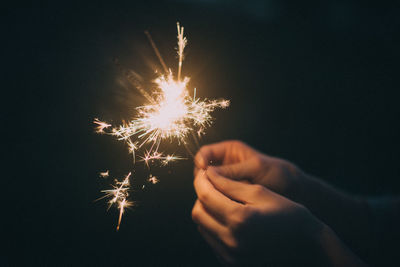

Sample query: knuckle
[219,166,232,178]
[277,160,289,171]
[240,205,254,220]
[198,145,209,155]
[196,146,211,164]
[227,206,246,231]
[270,160,288,178]
[252,184,267,196]
[251,156,264,169]
[191,204,200,223]
[231,140,246,148]
[193,175,199,188]
[276,159,297,175]
[193,175,198,188]
[228,215,241,231]
[191,209,198,222]
[294,202,306,211]
[231,140,243,146]
[224,236,239,251]
[195,149,205,162]
[197,190,209,203]
[193,171,205,188]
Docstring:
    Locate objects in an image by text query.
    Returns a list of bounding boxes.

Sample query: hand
[192,168,325,265]
[194,140,305,201]
[194,140,372,261]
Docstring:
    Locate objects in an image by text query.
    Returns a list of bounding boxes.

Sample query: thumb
[211,158,261,181]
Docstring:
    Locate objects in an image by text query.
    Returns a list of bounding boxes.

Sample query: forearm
[298,175,373,256]
[365,196,400,265]
[317,224,367,267]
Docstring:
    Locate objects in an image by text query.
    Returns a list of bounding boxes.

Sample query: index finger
[194,140,252,169]
[194,169,242,224]
[194,142,228,169]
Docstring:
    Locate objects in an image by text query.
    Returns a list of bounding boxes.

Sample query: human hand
[194,140,306,201]
[192,168,366,266]
[192,168,325,265]
[194,140,371,263]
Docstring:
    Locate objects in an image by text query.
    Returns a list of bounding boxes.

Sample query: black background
[4,1,400,266]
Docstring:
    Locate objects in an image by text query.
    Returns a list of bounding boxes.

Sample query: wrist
[315,223,367,267]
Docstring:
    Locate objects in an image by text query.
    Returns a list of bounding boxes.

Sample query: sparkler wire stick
[95,22,229,231]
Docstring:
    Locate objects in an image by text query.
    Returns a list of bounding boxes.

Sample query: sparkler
[95,22,229,230]
[100,172,133,231]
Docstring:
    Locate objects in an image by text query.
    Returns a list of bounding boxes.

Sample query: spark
[101,172,133,231]
[127,139,138,163]
[139,151,185,167]
[148,174,159,184]
[99,170,109,178]
[94,118,111,134]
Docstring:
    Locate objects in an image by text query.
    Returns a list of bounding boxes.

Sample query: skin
[192,140,368,266]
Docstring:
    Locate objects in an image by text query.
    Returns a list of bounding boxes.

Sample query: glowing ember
[148,175,159,184]
[99,170,109,178]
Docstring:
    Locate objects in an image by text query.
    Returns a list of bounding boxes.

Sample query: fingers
[192,204,239,263]
[192,200,227,241]
[194,140,255,170]
[210,158,262,181]
[207,167,272,204]
[192,200,236,265]
[194,170,241,224]
[194,141,229,169]
[197,226,235,265]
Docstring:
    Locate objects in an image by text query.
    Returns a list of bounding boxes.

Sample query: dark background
[4,0,400,266]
